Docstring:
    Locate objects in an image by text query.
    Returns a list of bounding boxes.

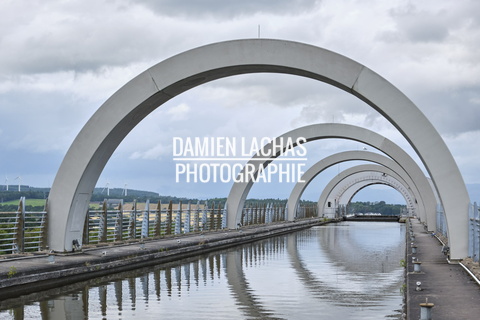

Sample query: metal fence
[436,202,480,262]
[83,199,226,245]
[0,198,294,254]
[436,203,448,239]
[469,202,480,262]
[240,203,287,226]
[296,204,318,219]
[0,197,48,254]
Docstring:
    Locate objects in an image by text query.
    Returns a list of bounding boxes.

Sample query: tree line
[348,201,406,216]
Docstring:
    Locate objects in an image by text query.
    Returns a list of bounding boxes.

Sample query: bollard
[415,281,422,291]
[414,261,422,273]
[47,254,55,264]
[419,298,434,320]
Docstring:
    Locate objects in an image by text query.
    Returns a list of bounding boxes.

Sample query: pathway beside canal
[406,218,480,320]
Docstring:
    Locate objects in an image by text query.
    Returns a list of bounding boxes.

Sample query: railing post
[99,199,108,243]
[175,201,182,235]
[185,201,191,233]
[142,199,150,239]
[474,202,480,262]
[154,200,161,237]
[129,200,137,239]
[201,201,208,231]
[469,203,475,258]
[216,202,222,230]
[268,203,273,223]
[262,203,266,224]
[115,200,124,242]
[41,198,49,251]
[166,200,173,235]
[15,197,25,253]
[209,201,215,231]
[221,202,227,229]
[194,200,200,232]
[83,207,90,245]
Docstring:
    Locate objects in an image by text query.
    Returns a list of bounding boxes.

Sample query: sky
[0,0,479,204]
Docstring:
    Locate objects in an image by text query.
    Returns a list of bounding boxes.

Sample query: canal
[1,222,405,319]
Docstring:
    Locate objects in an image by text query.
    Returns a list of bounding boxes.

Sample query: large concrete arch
[48,39,468,258]
[334,177,416,217]
[285,150,429,224]
[318,165,418,217]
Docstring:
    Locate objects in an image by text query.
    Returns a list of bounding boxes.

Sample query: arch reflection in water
[0,222,404,320]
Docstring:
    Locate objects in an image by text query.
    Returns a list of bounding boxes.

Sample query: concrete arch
[48,39,468,258]
[318,165,418,218]
[325,173,416,216]
[334,178,416,217]
[339,180,410,208]
[230,124,435,228]
[285,150,428,223]
[328,171,415,207]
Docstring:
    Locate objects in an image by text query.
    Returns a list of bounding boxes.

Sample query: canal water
[1,222,405,319]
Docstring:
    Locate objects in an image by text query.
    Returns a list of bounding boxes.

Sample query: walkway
[407,218,480,319]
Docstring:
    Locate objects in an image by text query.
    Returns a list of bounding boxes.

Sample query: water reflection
[288,223,404,310]
[0,222,404,319]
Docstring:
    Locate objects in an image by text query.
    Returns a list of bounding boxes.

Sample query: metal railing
[297,204,318,219]
[0,197,319,254]
[240,203,287,226]
[436,204,448,239]
[0,197,48,254]
[469,202,480,262]
[83,199,227,245]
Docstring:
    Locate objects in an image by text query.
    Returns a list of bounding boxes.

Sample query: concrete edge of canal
[0,218,338,302]
[405,218,480,320]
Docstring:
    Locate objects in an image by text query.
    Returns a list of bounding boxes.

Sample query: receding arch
[340,181,410,209]
[333,178,415,217]
[318,165,418,217]
[285,150,428,223]
[229,124,435,229]
[47,39,468,258]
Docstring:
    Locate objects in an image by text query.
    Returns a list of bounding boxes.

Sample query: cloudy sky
[0,0,479,203]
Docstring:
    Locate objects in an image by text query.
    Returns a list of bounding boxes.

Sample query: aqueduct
[47,39,469,259]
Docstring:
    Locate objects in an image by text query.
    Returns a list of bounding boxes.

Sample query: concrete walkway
[406,218,480,320]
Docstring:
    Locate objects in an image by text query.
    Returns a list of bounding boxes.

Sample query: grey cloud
[380,4,450,43]
[0,2,176,75]
[132,0,321,18]
[1,24,161,74]
[416,86,480,136]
